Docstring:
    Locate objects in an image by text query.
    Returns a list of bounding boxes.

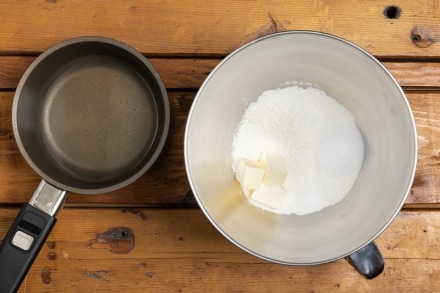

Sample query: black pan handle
[345,241,384,279]
[0,181,67,292]
[0,204,56,292]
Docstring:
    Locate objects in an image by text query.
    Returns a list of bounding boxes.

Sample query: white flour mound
[231,85,364,215]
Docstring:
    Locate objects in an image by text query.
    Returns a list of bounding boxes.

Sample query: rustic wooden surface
[0,0,439,292]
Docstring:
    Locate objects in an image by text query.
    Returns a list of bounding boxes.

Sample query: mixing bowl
[184,31,417,278]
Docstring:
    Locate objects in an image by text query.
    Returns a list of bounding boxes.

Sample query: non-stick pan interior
[13,37,169,193]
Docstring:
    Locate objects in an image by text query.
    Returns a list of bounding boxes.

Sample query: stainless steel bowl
[184,31,417,266]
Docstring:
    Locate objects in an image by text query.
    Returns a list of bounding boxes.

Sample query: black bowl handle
[345,241,384,279]
[0,181,68,292]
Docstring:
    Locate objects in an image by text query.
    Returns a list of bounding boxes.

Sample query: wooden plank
[0,57,34,89]
[0,1,437,292]
[0,57,218,90]
[0,1,439,57]
[0,91,439,206]
[408,92,440,206]
[0,91,191,206]
[0,208,437,292]
[383,62,440,89]
[1,57,440,91]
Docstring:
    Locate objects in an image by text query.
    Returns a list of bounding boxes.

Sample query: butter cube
[250,184,286,210]
[259,152,287,187]
[235,158,265,189]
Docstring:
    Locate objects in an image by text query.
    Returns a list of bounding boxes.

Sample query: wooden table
[0,1,439,292]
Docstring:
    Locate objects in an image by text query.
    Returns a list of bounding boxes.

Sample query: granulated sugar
[231,85,364,215]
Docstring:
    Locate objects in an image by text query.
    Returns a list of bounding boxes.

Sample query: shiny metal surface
[29,180,68,216]
[184,31,417,265]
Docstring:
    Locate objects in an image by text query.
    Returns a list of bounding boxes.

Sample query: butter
[259,152,287,187]
[235,157,265,189]
[235,153,288,211]
[250,184,286,210]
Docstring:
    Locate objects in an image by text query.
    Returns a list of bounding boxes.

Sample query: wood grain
[0,57,218,90]
[0,90,191,206]
[0,90,438,206]
[0,1,439,57]
[0,1,439,291]
[0,208,436,292]
[1,57,440,91]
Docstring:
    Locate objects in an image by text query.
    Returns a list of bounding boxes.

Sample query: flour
[231,85,364,215]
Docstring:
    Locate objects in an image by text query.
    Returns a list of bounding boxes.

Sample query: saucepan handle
[0,181,68,292]
[345,241,384,279]
[0,204,56,292]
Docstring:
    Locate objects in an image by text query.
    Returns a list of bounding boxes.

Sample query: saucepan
[0,37,169,291]
[184,31,417,278]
